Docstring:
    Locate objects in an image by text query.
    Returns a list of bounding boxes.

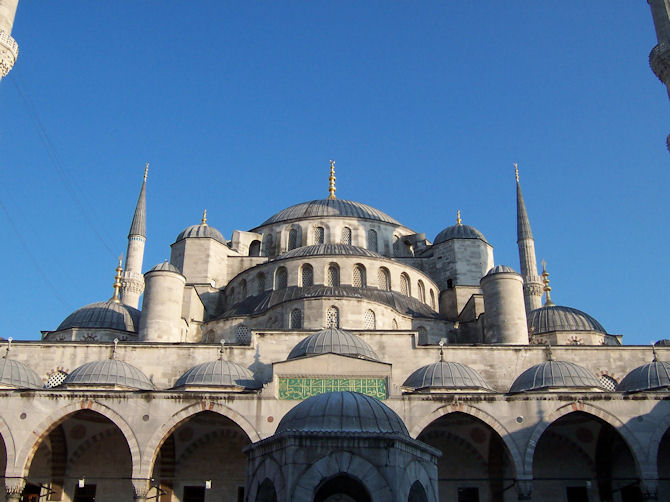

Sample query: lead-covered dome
[287,327,379,361]
[434,223,488,245]
[57,300,140,332]
[527,305,606,336]
[257,199,400,227]
[276,391,408,436]
[403,361,492,392]
[509,360,603,393]
[175,223,226,244]
[485,265,518,276]
[174,359,261,390]
[63,360,154,390]
[617,361,670,393]
[0,358,42,389]
[148,261,182,274]
[276,243,384,260]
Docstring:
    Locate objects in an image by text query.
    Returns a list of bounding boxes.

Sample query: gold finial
[514,162,519,183]
[541,259,554,306]
[328,160,336,200]
[112,255,123,303]
[201,209,207,225]
[144,162,149,182]
[456,210,462,226]
[545,342,554,362]
[111,337,119,360]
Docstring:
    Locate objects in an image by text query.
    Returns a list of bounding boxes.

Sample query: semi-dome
[174,359,261,390]
[63,360,154,390]
[277,243,383,260]
[527,305,606,335]
[485,265,518,276]
[57,300,140,332]
[148,261,182,274]
[175,223,226,244]
[434,224,488,245]
[617,361,670,392]
[256,199,401,227]
[0,358,42,389]
[287,327,379,361]
[403,361,492,391]
[509,360,603,393]
[276,391,408,436]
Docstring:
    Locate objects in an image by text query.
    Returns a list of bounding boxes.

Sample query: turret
[515,165,543,313]
[0,0,19,80]
[139,262,186,342]
[480,265,529,344]
[120,164,148,308]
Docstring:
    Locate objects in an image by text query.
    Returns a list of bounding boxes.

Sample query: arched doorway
[26,409,134,501]
[408,480,428,502]
[418,412,515,502]
[314,474,372,502]
[532,412,640,501]
[256,478,278,502]
[152,411,250,502]
[657,427,670,497]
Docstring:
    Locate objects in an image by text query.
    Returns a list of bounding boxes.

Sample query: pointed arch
[0,414,15,475]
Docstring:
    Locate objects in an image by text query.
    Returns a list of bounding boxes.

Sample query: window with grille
[364,310,376,329]
[45,370,68,388]
[326,306,340,328]
[341,227,352,245]
[235,325,251,344]
[263,233,273,255]
[290,309,303,329]
[256,273,266,294]
[392,319,398,330]
[418,280,426,303]
[400,273,410,296]
[353,265,366,288]
[275,267,288,289]
[327,264,340,286]
[417,327,428,345]
[301,264,313,287]
[367,229,378,252]
[288,228,298,250]
[313,226,325,244]
[378,268,390,291]
[430,289,436,309]
[599,374,618,391]
[393,235,400,255]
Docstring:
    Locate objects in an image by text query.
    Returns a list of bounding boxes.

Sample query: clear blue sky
[0,2,666,344]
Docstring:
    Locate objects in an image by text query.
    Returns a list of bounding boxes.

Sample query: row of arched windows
[287,307,377,330]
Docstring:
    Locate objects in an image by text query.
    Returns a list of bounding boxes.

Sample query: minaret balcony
[0,30,18,77]
[650,42,670,84]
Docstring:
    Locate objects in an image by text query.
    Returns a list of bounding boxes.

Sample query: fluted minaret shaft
[648,1,670,150]
[0,0,19,80]
[121,166,148,308]
[516,169,543,313]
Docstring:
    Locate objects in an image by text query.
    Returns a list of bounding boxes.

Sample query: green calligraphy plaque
[278,377,387,400]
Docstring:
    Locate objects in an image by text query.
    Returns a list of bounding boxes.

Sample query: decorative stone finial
[201,209,207,225]
[328,160,336,200]
[112,255,123,303]
[514,162,519,183]
[545,342,553,362]
[456,210,462,226]
[111,338,119,360]
[652,343,659,362]
[144,162,149,182]
[219,340,225,360]
[438,339,445,362]
[4,337,12,358]
[541,259,554,306]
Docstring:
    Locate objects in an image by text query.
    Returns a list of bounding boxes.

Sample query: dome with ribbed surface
[277,244,383,260]
[527,305,606,335]
[63,360,154,390]
[148,261,182,274]
[57,301,140,332]
[403,361,492,391]
[175,224,226,244]
[617,361,670,392]
[174,359,261,390]
[485,265,518,276]
[287,327,379,361]
[509,360,603,393]
[434,224,488,245]
[0,358,42,389]
[256,199,401,227]
[276,391,408,436]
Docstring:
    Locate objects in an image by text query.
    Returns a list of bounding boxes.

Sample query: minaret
[515,164,543,313]
[647,1,670,149]
[0,0,19,81]
[121,164,148,308]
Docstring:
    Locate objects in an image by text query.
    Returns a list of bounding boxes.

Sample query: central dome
[256,199,401,227]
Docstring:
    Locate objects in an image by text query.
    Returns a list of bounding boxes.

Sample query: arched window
[290,309,303,329]
[400,273,410,296]
[392,319,398,330]
[408,481,428,502]
[288,228,299,250]
[363,309,376,330]
[417,326,428,345]
[393,235,401,255]
[240,280,247,300]
[326,306,340,328]
[275,267,288,289]
[235,325,251,344]
[341,227,352,245]
[327,263,340,287]
[301,264,313,287]
[313,225,325,244]
[367,229,378,252]
[378,267,390,291]
[353,264,366,288]
[263,233,274,256]
[417,280,426,303]
[430,289,436,309]
[249,240,261,256]
[256,273,266,294]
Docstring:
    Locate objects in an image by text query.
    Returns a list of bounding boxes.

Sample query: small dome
[174,359,261,390]
[403,361,492,391]
[277,243,383,260]
[175,223,226,244]
[509,360,603,393]
[148,261,182,274]
[434,224,488,245]
[276,391,408,436]
[287,327,379,361]
[527,305,606,335]
[617,361,670,392]
[0,358,42,389]
[63,360,154,390]
[57,300,140,332]
[257,199,401,227]
[485,265,518,276]
[655,339,670,347]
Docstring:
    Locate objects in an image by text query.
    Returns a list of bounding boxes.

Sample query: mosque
[2,2,670,502]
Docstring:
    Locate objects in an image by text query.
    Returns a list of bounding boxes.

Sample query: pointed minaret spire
[515,163,543,313]
[121,164,148,308]
[328,160,336,200]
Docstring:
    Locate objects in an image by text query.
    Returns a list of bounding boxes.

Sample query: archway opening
[408,480,428,502]
[532,411,640,501]
[418,412,515,502]
[0,434,6,498]
[152,411,251,502]
[256,478,278,502]
[314,474,372,502]
[26,409,133,501]
[657,427,670,496]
